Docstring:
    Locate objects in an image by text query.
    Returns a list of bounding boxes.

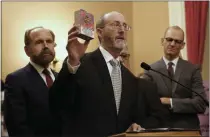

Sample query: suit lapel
[172,58,184,94]
[158,59,172,95]
[51,69,58,78]
[25,63,48,91]
[118,65,130,116]
[91,49,117,115]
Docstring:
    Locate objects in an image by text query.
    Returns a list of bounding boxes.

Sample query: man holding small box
[49,11,164,136]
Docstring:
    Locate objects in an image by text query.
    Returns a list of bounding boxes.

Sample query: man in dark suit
[136,78,167,128]
[143,26,207,129]
[119,44,130,70]
[4,26,58,136]
[119,47,167,129]
[49,11,166,137]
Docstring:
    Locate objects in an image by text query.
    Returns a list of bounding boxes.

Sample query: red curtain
[185,1,209,65]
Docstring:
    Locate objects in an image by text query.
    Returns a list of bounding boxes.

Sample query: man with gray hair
[49,11,165,136]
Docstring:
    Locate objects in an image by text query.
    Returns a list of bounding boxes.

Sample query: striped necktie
[110,59,122,114]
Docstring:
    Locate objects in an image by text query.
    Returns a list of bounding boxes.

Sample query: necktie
[110,59,122,114]
[42,69,53,88]
[168,62,174,78]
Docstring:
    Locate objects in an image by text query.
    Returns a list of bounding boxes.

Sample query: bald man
[143,26,207,129]
[49,11,165,136]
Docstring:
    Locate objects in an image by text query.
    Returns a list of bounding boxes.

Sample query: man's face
[98,13,130,53]
[162,28,185,59]
[25,28,56,67]
[120,50,130,69]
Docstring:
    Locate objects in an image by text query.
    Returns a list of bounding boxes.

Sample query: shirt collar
[30,60,52,75]
[162,56,179,67]
[99,45,120,63]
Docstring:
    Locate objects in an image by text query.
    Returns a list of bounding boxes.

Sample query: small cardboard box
[74,9,94,41]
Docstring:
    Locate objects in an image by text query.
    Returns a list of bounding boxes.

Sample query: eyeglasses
[164,37,184,45]
[103,21,131,31]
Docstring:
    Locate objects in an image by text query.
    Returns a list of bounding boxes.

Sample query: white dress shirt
[162,56,179,73]
[30,61,55,86]
[67,46,121,76]
[162,56,179,108]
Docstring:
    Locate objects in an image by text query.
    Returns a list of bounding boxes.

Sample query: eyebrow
[112,20,126,24]
[165,37,183,41]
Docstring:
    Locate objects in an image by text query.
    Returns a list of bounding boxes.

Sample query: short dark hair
[24,26,55,46]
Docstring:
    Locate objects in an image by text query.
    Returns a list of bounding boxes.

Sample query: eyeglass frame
[163,37,185,45]
[100,21,131,31]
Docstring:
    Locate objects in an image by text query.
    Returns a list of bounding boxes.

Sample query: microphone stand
[150,68,209,107]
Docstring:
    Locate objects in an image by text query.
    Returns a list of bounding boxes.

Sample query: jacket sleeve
[4,74,34,136]
[49,57,79,135]
[172,66,207,113]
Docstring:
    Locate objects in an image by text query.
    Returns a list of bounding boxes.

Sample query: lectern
[111,129,201,137]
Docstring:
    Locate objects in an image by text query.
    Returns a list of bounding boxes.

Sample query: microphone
[140,62,209,107]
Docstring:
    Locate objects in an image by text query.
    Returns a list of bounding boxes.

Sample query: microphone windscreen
[140,62,151,70]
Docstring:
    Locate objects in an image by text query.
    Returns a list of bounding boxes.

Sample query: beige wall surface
[2,1,169,80]
[3,2,207,81]
[132,2,169,76]
[2,2,133,80]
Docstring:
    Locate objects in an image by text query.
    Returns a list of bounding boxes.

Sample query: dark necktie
[168,62,174,78]
[42,69,53,88]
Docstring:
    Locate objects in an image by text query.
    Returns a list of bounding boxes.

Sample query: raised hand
[66,25,90,66]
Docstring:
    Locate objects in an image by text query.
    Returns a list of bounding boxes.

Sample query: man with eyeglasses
[143,26,207,129]
[119,45,130,70]
[49,11,165,136]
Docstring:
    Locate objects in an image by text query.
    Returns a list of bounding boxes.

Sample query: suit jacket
[143,58,207,129]
[49,48,163,136]
[1,80,5,91]
[136,78,168,128]
[4,63,58,136]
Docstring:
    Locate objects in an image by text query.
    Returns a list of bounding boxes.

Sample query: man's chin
[113,47,123,53]
[40,57,54,65]
[115,43,125,49]
[166,53,179,58]
[43,57,54,63]
[42,54,54,59]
